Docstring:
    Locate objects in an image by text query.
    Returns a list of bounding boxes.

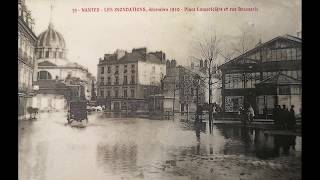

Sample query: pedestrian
[272,105,278,128]
[289,105,296,130]
[212,104,216,116]
[239,106,246,125]
[281,105,289,129]
[247,105,255,125]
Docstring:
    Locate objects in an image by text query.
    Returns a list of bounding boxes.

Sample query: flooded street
[18,112,301,180]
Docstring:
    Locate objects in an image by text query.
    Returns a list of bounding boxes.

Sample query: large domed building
[32,22,95,111]
[35,22,92,81]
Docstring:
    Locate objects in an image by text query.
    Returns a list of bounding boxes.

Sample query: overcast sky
[25,0,301,77]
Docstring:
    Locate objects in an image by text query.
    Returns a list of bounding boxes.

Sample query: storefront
[255,73,301,117]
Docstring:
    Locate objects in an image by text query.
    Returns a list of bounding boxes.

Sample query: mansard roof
[99,49,165,65]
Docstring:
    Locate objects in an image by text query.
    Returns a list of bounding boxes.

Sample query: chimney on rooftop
[153,51,166,62]
[115,49,126,60]
[132,47,147,60]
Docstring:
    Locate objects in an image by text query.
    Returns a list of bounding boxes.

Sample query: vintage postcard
[18,0,301,179]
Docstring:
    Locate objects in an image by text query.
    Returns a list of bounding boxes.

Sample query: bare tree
[189,28,224,129]
[228,23,259,60]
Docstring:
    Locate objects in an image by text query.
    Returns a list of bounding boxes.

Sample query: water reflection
[96,142,138,175]
[19,112,301,180]
[214,124,301,159]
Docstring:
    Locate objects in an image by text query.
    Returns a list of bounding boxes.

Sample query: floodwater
[18,112,301,180]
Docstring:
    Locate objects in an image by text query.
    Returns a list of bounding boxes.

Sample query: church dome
[37,22,66,49]
[35,22,67,60]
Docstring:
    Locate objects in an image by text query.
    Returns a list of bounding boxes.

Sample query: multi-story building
[190,60,222,106]
[18,0,37,120]
[97,48,166,112]
[163,60,206,113]
[218,35,301,117]
[32,21,95,111]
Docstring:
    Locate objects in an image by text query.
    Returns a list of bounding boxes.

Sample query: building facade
[190,60,222,106]
[163,60,207,114]
[18,0,37,120]
[32,22,94,111]
[97,48,166,112]
[219,35,302,117]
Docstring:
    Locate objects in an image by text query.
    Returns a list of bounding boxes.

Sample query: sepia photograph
[18,0,301,179]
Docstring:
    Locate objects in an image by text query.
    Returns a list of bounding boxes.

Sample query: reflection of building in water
[19,123,48,180]
[215,125,300,159]
[96,143,138,174]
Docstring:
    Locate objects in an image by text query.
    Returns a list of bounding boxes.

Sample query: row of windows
[225,72,261,89]
[100,64,136,74]
[100,75,135,85]
[224,70,301,89]
[246,47,301,62]
[261,48,301,62]
[37,50,64,59]
[18,65,33,91]
[100,89,135,98]
[18,34,35,62]
[278,86,301,95]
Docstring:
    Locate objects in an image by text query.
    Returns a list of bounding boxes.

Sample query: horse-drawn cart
[67,100,88,128]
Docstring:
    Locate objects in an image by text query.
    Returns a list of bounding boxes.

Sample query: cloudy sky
[25,0,301,77]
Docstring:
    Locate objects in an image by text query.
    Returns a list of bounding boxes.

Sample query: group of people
[238,105,255,125]
[273,105,296,130]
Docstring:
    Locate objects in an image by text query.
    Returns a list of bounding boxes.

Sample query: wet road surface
[18,112,301,180]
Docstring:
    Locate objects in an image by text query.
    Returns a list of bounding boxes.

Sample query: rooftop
[99,48,166,65]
